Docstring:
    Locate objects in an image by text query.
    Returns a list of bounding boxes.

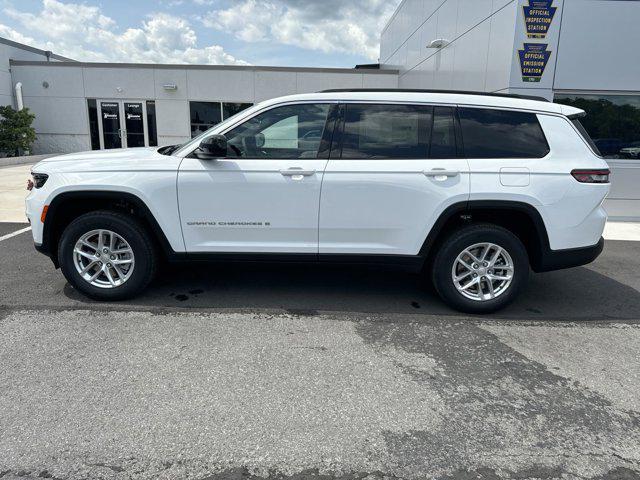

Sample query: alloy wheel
[451,242,514,302]
[72,229,135,289]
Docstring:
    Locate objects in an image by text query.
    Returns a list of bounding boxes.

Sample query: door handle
[423,168,460,178]
[280,168,316,177]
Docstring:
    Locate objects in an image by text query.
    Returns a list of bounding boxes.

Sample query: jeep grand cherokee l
[26,90,610,313]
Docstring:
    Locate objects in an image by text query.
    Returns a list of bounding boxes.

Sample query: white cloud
[1,0,248,65]
[203,0,400,61]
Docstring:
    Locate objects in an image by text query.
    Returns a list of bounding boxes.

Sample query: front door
[178,102,335,253]
[97,100,149,149]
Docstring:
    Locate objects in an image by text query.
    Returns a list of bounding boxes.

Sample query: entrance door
[123,102,146,148]
[99,101,122,149]
[97,100,149,149]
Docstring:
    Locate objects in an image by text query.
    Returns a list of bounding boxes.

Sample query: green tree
[0,106,37,157]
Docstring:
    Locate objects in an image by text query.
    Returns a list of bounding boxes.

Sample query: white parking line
[0,226,31,242]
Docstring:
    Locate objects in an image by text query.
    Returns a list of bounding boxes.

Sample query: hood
[31,146,181,174]
[38,147,159,164]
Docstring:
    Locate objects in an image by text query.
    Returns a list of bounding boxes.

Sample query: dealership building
[1,0,639,219]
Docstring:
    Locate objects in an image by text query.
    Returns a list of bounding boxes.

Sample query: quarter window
[458,108,550,159]
[225,103,330,159]
[340,104,432,159]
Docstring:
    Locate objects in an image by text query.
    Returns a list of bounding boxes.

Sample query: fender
[419,200,550,269]
[40,191,176,266]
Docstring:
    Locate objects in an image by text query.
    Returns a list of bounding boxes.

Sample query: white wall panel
[0,45,10,73]
[295,72,362,93]
[451,21,491,91]
[158,135,190,147]
[554,1,640,91]
[32,134,90,154]
[83,67,155,99]
[187,69,254,102]
[0,93,13,107]
[436,0,460,45]
[22,96,88,135]
[10,65,84,98]
[154,69,187,100]
[362,73,399,89]
[456,0,492,36]
[155,99,190,137]
[432,45,456,89]
[485,2,517,92]
[0,70,12,98]
[492,0,513,13]
[254,71,297,102]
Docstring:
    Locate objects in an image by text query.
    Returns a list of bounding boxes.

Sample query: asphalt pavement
[1,223,639,480]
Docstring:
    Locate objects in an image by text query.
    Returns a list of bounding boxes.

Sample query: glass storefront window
[554,94,640,160]
[87,99,100,150]
[190,102,222,138]
[222,102,253,120]
[146,101,158,147]
[190,101,253,138]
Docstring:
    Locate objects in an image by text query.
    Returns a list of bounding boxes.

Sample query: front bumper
[533,237,605,273]
[34,241,59,268]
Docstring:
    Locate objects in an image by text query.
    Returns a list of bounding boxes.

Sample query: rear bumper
[533,237,604,273]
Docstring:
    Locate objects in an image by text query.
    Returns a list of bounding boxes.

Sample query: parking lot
[1,163,640,480]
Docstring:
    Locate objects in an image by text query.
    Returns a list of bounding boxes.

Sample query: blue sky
[0,0,400,67]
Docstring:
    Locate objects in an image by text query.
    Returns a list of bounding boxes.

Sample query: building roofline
[9,59,399,74]
[0,36,75,62]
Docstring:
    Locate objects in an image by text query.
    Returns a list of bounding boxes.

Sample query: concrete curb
[0,154,57,168]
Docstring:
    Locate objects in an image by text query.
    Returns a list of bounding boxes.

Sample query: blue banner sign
[523,0,557,38]
[518,43,552,82]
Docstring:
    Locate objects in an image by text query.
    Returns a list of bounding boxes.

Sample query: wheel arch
[41,190,175,267]
[419,200,551,272]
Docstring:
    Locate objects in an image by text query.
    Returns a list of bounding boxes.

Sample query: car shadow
[63,258,640,321]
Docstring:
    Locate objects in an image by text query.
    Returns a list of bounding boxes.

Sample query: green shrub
[0,105,37,156]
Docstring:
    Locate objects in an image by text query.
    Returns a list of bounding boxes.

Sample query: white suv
[26,90,610,313]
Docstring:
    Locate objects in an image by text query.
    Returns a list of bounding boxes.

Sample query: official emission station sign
[518,0,556,83]
[518,43,552,83]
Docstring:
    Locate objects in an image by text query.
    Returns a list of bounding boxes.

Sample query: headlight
[27,172,49,190]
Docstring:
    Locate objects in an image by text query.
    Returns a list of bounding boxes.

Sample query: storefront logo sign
[518,43,552,82]
[523,0,556,38]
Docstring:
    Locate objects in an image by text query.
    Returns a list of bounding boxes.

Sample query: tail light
[571,169,610,184]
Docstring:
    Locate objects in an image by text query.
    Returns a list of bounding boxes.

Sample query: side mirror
[196,134,227,160]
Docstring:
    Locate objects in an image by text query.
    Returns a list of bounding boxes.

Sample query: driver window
[225,103,330,159]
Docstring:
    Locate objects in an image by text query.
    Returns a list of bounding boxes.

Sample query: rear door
[319,103,470,256]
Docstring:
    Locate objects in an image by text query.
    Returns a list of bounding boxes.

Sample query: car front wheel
[58,211,157,300]
[431,224,529,314]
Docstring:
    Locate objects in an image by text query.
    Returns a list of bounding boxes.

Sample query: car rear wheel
[431,224,529,314]
[58,211,156,300]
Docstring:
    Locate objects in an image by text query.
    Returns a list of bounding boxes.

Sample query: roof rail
[318,88,550,103]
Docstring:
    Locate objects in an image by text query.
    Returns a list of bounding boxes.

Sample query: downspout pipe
[14,82,24,111]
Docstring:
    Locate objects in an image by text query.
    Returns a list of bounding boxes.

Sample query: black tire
[58,210,157,300]
[430,223,529,314]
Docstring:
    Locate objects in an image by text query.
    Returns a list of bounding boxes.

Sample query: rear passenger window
[458,108,550,159]
[340,104,432,159]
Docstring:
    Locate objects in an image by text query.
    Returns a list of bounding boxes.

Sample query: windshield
[172,105,262,156]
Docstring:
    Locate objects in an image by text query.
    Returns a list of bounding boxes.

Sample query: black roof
[318,88,550,103]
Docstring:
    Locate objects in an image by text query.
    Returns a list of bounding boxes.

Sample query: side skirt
[166,252,426,273]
